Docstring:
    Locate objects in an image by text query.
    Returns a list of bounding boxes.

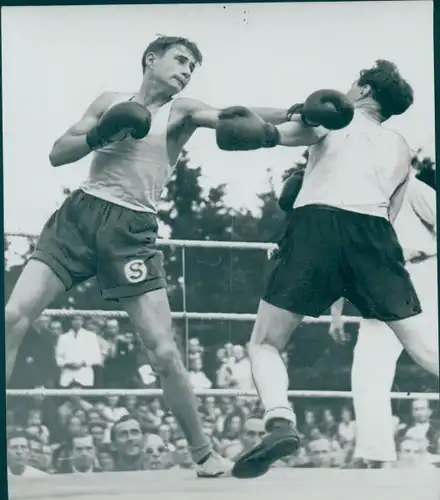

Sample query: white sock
[250,344,296,429]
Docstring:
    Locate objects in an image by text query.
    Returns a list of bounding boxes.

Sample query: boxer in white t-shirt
[215,59,438,479]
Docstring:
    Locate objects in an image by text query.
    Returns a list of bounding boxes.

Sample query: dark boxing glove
[86,101,152,150]
[278,169,305,212]
[287,90,354,130]
[216,106,280,151]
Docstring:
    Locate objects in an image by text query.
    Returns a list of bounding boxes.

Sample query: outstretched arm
[276,116,328,147]
[180,98,329,148]
[184,90,353,151]
[181,98,291,128]
[329,298,350,344]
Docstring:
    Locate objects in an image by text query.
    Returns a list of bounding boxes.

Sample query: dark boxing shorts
[32,190,166,300]
[263,204,422,322]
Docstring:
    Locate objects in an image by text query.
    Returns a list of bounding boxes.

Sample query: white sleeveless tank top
[294,110,407,219]
[80,95,176,213]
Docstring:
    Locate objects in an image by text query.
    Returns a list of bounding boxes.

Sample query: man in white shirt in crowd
[230,345,255,393]
[7,431,48,477]
[188,355,213,390]
[55,314,102,388]
[331,173,437,467]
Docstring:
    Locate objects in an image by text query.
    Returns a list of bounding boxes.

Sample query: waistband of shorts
[293,204,385,218]
[78,188,157,214]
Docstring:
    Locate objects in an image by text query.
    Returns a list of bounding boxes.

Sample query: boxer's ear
[359,84,373,98]
[143,52,157,69]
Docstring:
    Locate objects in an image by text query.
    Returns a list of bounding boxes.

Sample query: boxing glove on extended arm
[288,90,354,130]
[86,102,152,150]
[215,106,281,151]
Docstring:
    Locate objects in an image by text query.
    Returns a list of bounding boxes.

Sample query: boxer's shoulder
[171,97,206,117]
[87,91,129,117]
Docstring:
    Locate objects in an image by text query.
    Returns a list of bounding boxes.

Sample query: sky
[2,1,435,239]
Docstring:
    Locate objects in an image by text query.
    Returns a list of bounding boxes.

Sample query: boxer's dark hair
[142,36,203,73]
[358,59,414,120]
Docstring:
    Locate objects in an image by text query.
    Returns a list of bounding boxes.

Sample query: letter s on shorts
[124,259,148,283]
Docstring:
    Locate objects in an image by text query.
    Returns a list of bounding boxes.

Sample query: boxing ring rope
[6,388,438,400]
[5,232,439,402]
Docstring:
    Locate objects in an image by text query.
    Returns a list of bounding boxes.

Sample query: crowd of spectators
[7,314,440,476]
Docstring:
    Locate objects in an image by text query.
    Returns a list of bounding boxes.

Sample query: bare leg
[387,258,439,377]
[248,299,303,428]
[120,289,213,465]
[5,259,66,383]
[387,314,439,376]
[231,299,303,479]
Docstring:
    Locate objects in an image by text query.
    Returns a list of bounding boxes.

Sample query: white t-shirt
[294,110,410,219]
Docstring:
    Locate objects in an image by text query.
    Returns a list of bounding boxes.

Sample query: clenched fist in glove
[215,106,280,151]
[86,101,152,150]
[288,89,354,130]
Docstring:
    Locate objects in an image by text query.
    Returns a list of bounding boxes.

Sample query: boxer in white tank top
[330,174,437,466]
[229,60,438,480]
[5,35,304,480]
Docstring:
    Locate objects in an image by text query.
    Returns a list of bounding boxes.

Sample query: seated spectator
[143,433,173,470]
[396,437,435,469]
[201,396,222,421]
[201,417,223,454]
[149,397,166,420]
[215,397,237,434]
[65,415,87,440]
[188,338,204,360]
[223,417,265,461]
[337,406,356,447]
[40,444,55,473]
[134,401,161,434]
[111,415,146,471]
[229,345,255,392]
[27,435,45,470]
[188,356,212,390]
[397,399,439,453]
[219,413,245,455]
[7,430,47,476]
[216,347,236,389]
[25,409,50,444]
[306,437,338,468]
[89,421,107,448]
[57,435,99,474]
[301,409,318,440]
[173,438,194,469]
[55,315,102,388]
[321,408,338,438]
[97,396,130,423]
[123,395,138,415]
[96,443,115,472]
[158,424,175,453]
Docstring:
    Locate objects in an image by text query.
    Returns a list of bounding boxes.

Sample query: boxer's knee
[5,302,30,332]
[150,340,185,377]
[388,315,439,377]
[249,299,302,354]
